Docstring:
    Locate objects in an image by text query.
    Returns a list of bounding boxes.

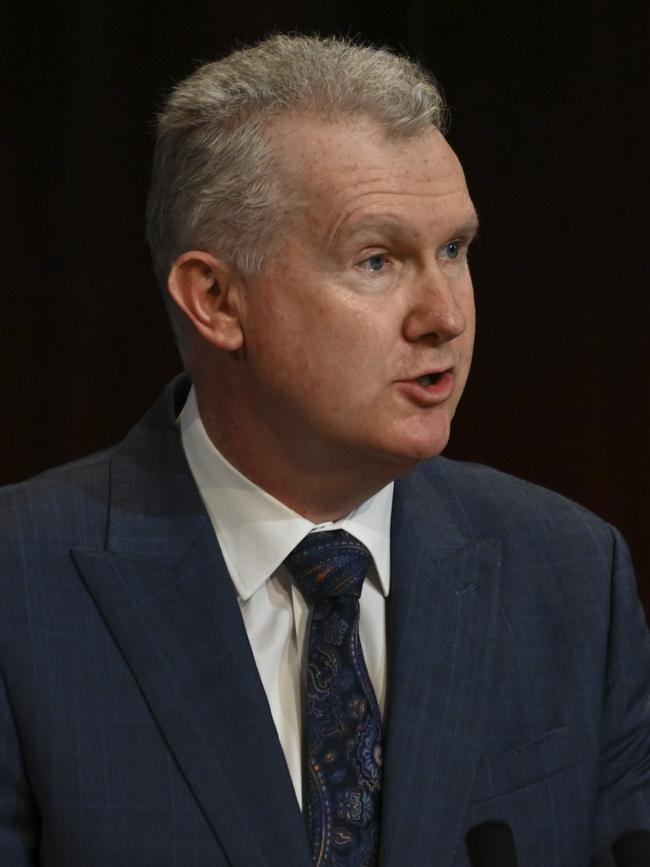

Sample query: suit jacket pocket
[470,725,577,804]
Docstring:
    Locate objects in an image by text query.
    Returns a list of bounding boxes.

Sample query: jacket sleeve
[0,668,38,864]
[592,526,650,864]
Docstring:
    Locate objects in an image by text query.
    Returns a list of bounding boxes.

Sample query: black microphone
[465,821,519,866]
[612,830,650,866]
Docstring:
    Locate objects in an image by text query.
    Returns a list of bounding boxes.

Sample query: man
[1,34,649,866]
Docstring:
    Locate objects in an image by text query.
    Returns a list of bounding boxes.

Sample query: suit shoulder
[0,449,114,545]
[407,459,638,618]
[415,456,620,551]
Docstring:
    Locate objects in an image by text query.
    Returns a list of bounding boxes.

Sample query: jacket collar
[74,375,500,867]
[379,465,501,866]
[74,375,312,867]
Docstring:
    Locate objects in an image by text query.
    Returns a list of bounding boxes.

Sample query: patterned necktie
[284,530,383,867]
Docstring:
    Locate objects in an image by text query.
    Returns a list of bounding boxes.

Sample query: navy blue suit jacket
[1,376,649,865]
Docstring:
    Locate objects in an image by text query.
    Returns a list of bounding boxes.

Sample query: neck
[193,388,406,525]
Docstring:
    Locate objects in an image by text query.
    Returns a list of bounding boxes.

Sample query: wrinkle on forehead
[271,114,464,187]
[327,186,474,235]
[269,115,473,245]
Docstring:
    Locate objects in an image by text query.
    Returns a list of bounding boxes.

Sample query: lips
[397,367,455,405]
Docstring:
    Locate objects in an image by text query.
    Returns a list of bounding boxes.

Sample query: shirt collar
[179,387,392,601]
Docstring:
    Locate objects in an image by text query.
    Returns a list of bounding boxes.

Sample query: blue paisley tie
[285,530,382,867]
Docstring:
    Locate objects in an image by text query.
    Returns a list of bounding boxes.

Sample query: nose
[402,265,472,344]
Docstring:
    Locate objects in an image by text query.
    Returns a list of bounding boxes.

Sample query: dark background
[3,2,649,607]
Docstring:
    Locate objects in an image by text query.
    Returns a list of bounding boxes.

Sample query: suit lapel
[379,468,501,867]
[69,377,500,866]
[72,377,311,867]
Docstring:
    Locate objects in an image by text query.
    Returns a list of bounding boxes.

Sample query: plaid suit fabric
[0,376,648,866]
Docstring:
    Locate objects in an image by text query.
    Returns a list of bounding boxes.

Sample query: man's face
[234,116,477,477]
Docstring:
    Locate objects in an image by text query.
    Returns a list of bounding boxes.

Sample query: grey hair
[146,34,447,346]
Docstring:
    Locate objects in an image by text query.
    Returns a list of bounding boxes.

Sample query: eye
[362,253,388,272]
[441,241,461,260]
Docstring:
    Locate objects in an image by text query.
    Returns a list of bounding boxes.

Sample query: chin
[373,433,451,471]
[407,441,449,464]
[348,415,453,473]
[399,419,452,463]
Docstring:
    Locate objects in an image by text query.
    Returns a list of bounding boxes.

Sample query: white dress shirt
[179,388,392,807]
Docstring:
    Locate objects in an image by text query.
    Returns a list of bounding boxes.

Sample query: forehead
[269,114,473,235]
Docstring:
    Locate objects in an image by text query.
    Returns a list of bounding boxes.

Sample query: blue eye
[365,254,387,272]
[444,241,460,259]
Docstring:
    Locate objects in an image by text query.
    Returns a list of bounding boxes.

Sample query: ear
[167,251,244,351]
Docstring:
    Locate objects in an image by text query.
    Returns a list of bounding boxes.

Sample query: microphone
[465,821,519,866]
[465,822,650,866]
[612,830,650,866]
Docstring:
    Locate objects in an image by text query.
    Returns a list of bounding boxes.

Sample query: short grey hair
[146,34,447,343]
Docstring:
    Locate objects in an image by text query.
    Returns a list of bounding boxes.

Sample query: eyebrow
[336,212,481,246]
[454,215,480,239]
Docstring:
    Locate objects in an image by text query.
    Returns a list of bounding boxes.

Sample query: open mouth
[416,372,444,387]
[398,369,454,403]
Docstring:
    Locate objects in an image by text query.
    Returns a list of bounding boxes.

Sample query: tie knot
[284,529,371,602]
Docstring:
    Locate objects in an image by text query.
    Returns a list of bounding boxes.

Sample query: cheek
[302,307,381,367]
[248,279,395,394]
[456,290,476,358]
